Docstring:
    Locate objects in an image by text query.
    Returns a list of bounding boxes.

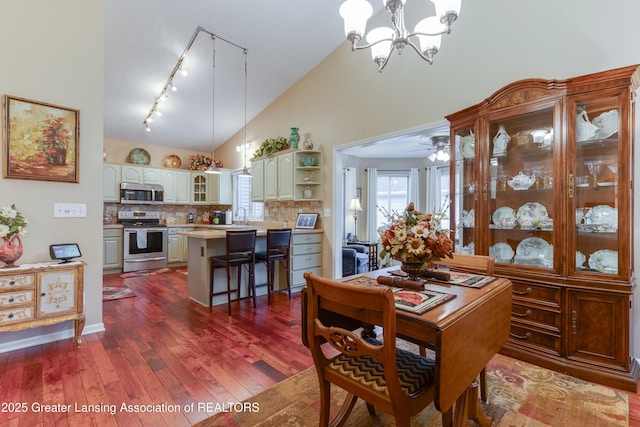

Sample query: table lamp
[349,197,363,241]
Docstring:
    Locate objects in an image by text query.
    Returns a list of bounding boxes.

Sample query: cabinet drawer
[292,243,321,256]
[511,303,560,332]
[292,233,322,245]
[0,306,34,325]
[511,282,561,308]
[508,324,561,356]
[0,290,34,308]
[292,267,322,286]
[0,274,34,291]
[292,253,322,271]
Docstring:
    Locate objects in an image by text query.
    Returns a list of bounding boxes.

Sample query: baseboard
[0,322,105,353]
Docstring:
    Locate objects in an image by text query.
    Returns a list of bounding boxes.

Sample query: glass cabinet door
[452,126,477,254]
[486,105,557,270]
[570,97,622,277]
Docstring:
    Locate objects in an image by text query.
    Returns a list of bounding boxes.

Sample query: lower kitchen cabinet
[290,232,322,288]
[103,227,123,272]
[168,227,187,263]
[0,262,85,345]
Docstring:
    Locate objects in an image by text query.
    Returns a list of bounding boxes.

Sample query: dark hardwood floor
[1,266,638,426]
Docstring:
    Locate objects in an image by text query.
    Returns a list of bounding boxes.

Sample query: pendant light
[205,35,221,175]
[238,49,252,178]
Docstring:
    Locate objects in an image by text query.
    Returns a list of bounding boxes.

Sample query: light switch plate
[54,203,87,218]
[323,208,331,217]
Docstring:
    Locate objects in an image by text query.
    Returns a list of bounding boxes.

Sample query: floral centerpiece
[189,155,223,171]
[379,202,453,279]
[0,204,28,268]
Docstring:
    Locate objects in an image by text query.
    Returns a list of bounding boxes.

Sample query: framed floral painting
[2,95,80,183]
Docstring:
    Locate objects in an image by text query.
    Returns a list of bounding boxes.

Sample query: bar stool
[255,228,292,305]
[209,229,257,315]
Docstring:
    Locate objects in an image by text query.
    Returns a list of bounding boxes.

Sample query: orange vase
[0,235,23,268]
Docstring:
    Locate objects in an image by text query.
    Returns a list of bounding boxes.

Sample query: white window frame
[232,170,264,222]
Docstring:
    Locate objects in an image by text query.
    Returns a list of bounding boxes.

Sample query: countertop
[177,226,322,239]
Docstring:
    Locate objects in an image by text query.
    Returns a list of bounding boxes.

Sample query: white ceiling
[105,0,388,153]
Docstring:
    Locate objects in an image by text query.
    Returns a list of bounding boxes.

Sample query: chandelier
[339,0,462,72]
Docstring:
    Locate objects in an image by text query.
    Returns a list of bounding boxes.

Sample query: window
[375,173,409,229]
[233,172,264,222]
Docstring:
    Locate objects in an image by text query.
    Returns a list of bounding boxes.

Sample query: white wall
[216,0,640,358]
[0,1,104,349]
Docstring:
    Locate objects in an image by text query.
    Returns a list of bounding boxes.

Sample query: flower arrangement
[189,154,223,171]
[0,204,28,240]
[252,136,290,158]
[379,202,453,267]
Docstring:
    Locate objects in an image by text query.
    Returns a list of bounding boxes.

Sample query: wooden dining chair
[304,272,441,427]
[432,252,495,403]
[209,229,257,315]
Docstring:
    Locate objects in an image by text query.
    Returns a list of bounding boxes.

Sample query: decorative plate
[128,148,151,165]
[576,251,587,268]
[514,237,553,267]
[592,109,619,139]
[584,205,617,231]
[516,202,549,229]
[490,242,514,263]
[588,249,618,274]
[460,134,475,159]
[461,209,474,227]
[492,206,517,228]
[163,154,181,168]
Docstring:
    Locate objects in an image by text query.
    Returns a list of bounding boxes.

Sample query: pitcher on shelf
[492,125,510,157]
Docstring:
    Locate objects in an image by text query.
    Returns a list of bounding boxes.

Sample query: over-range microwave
[120,182,164,204]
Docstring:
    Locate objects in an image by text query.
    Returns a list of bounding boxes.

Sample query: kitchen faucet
[236,207,248,225]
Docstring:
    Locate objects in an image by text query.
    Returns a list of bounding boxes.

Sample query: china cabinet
[446,65,639,391]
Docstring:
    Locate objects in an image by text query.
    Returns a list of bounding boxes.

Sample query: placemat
[389,268,498,288]
[345,276,456,314]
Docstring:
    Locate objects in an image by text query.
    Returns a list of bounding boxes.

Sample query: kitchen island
[178,227,322,307]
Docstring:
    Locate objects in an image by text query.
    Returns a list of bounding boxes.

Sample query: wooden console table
[0,261,85,346]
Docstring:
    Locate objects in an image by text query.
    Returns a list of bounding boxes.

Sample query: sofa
[342,244,369,277]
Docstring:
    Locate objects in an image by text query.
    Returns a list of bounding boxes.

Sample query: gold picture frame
[2,95,79,183]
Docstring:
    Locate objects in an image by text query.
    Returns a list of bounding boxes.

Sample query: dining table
[301,267,513,427]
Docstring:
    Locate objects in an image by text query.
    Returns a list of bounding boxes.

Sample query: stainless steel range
[118,211,168,272]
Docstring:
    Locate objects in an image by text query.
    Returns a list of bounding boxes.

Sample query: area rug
[119,267,170,278]
[195,353,628,427]
[102,286,135,301]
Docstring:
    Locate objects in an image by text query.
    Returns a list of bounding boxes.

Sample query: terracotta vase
[0,235,23,268]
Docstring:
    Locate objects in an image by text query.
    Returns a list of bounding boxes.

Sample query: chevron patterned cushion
[328,348,435,395]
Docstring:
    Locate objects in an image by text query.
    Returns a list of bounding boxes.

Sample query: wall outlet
[54,203,87,218]
[324,208,331,217]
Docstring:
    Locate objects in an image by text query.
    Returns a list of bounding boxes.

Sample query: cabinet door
[143,168,163,184]
[452,126,478,254]
[121,165,143,183]
[208,170,232,204]
[264,157,278,200]
[566,290,629,370]
[191,173,208,204]
[162,170,178,203]
[176,171,191,204]
[103,164,121,202]
[277,152,294,200]
[167,231,183,263]
[37,269,78,317]
[485,103,559,271]
[568,95,629,280]
[103,233,123,269]
[251,159,264,201]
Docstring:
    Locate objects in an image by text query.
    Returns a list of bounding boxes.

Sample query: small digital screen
[50,243,81,262]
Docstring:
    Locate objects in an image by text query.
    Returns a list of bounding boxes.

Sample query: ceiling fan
[409,135,451,161]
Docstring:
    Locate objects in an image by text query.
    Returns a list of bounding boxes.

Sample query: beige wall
[0,1,104,349]
[216,0,640,357]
